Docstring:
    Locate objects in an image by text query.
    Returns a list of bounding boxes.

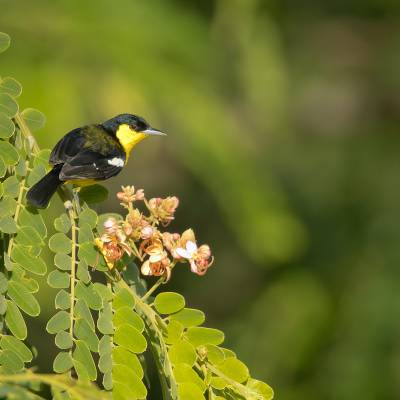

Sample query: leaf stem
[118,279,178,400]
[14,113,40,154]
[7,173,27,257]
[0,371,110,400]
[67,199,78,352]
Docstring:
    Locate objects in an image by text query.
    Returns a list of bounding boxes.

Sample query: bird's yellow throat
[116,124,147,160]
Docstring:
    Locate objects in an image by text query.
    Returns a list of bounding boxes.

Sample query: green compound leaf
[55,289,71,310]
[112,364,147,399]
[0,335,33,362]
[78,242,98,265]
[74,299,95,329]
[33,149,51,168]
[0,295,6,315]
[0,196,16,218]
[79,207,98,229]
[5,300,27,340]
[53,351,73,374]
[0,77,22,97]
[0,348,24,373]
[72,359,90,382]
[48,233,72,254]
[78,223,94,243]
[112,346,144,379]
[3,176,19,198]
[26,164,46,187]
[74,318,99,352]
[19,208,47,237]
[216,358,249,383]
[20,276,39,294]
[55,331,73,350]
[166,320,184,345]
[210,377,227,390]
[47,270,70,289]
[113,306,144,332]
[0,141,19,165]
[103,371,113,391]
[99,335,112,356]
[170,308,205,328]
[21,108,46,132]
[15,225,44,247]
[54,253,72,271]
[99,352,112,374]
[79,184,108,204]
[15,158,27,178]
[3,176,19,199]
[0,113,15,138]
[177,382,205,400]
[93,282,113,303]
[0,157,6,178]
[0,216,17,234]
[73,340,97,381]
[186,327,225,347]
[154,292,185,314]
[54,213,71,234]
[46,311,70,334]
[76,260,90,284]
[0,272,7,293]
[0,33,11,53]
[112,381,142,400]
[113,287,135,310]
[114,324,147,354]
[97,302,113,335]
[203,344,225,364]
[11,245,47,275]
[0,93,18,118]
[219,347,236,359]
[169,340,197,367]
[7,280,40,316]
[75,282,102,310]
[247,378,274,400]
[174,363,206,393]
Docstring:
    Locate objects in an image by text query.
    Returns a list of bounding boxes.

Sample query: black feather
[26,165,63,209]
[59,151,124,180]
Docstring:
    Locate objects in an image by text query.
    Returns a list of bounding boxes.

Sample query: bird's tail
[26,165,62,209]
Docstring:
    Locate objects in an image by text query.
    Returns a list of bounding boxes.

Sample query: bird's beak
[142,128,167,136]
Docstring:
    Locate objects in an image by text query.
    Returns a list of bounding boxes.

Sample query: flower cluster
[95,186,214,280]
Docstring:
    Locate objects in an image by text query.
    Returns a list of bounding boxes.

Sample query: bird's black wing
[59,150,125,181]
[50,125,120,166]
[49,128,87,165]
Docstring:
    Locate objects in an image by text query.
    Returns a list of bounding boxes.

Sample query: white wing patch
[107,157,124,168]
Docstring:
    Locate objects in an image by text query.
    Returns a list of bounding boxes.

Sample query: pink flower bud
[141,225,154,240]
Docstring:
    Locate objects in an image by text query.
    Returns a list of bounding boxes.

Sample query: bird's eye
[132,121,147,132]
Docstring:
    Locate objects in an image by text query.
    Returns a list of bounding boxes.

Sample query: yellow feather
[116,124,147,161]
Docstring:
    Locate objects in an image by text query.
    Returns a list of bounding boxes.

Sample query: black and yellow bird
[26,114,165,209]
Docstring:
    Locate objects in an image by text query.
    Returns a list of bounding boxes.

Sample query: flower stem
[141,276,165,301]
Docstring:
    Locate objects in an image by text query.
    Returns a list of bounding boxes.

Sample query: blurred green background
[2,0,400,398]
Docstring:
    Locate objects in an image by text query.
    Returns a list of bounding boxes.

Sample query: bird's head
[102,113,165,154]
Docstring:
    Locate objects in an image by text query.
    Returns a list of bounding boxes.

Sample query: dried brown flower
[117,185,145,204]
[147,196,179,226]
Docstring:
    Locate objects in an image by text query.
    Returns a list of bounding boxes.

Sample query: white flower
[176,241,197,260]
[176,241,199,274]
